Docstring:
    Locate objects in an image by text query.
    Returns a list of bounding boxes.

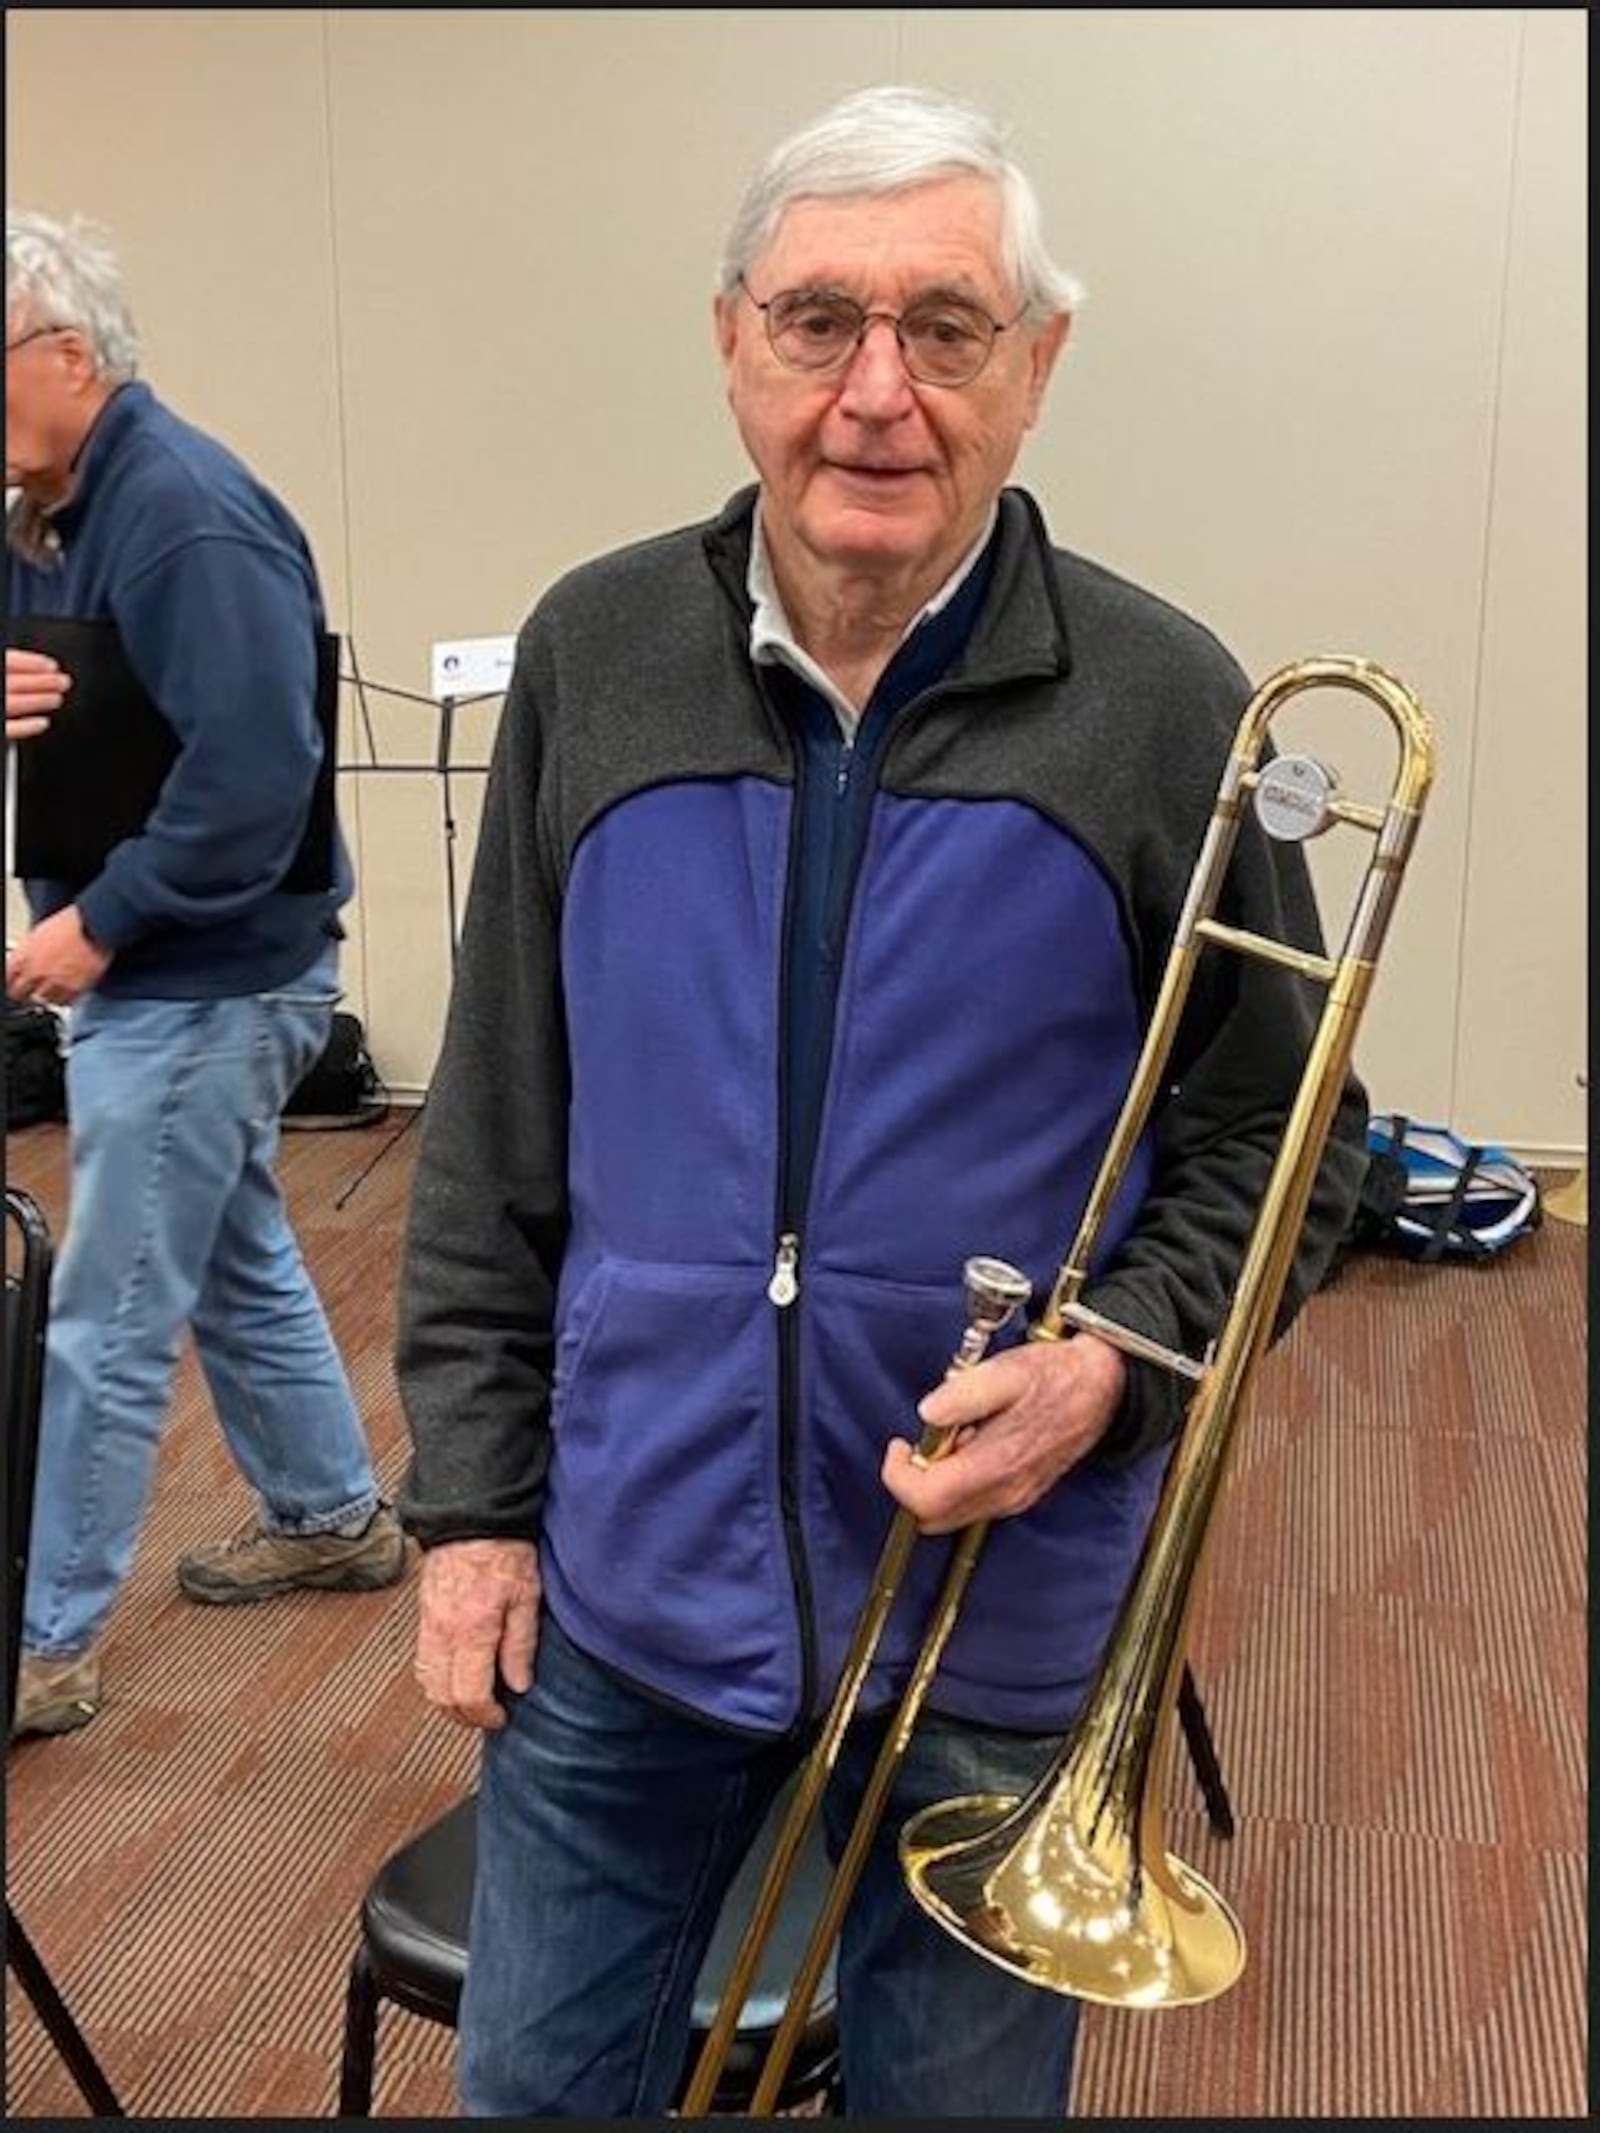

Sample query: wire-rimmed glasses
[738,276,1025,388]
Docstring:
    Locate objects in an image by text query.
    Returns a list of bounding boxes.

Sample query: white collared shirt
[746,503,998,738]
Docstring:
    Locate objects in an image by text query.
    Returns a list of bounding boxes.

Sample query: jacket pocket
[796,1263,1167,1728]
[542,1255,800,1729]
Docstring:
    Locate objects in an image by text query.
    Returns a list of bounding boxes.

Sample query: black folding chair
[5,1183,124,2117]
[338,1771,842,2117]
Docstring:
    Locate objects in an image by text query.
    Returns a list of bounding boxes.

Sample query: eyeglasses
[738,276,1026,388]
[5,325,71,355]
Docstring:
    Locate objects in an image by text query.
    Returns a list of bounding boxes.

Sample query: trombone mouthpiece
[955,1257,1033,1366]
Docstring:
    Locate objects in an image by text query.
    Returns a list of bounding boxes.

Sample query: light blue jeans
[460,1611,1082,2118]
[23,942,380,1657]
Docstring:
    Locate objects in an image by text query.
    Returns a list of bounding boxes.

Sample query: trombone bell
[901,1780,1244,2009]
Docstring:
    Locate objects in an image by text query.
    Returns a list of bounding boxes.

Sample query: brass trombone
[681,655,1435,2110]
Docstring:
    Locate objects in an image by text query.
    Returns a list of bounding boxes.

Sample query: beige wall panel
[5,9,347,608]
[325,9,898,1089]
[898,8,1537,1126]
[5,10,1584,1157]
[1453,11,1587,1154]
[3,7,367,1002]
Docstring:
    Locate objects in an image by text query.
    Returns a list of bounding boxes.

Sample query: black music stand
[321,649,500,1210]
[5,1186,125,2117]
[339,643,500,971]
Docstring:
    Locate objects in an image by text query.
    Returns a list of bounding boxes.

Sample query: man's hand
[5,647,71,739]
[882,1334,1127,1535]
[5,906,112,1008]
[413,1536,542,1730]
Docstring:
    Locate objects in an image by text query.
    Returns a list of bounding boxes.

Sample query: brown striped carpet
[4,1119,1588,2118]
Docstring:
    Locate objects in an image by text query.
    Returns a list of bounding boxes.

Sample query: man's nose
[836,317,916,414]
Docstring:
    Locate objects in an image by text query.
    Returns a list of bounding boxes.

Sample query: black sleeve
[394,628,571,1547]
[1079,798,1369,1465]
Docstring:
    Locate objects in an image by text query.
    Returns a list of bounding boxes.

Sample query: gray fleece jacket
[395,485,1366,1733]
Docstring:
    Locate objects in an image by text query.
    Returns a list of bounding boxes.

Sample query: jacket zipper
[766,688,904,1731]
[767,1231,801,1305]
[762,666,819,1736]
[766,671,1005,1732]
[767,1233,811,1730]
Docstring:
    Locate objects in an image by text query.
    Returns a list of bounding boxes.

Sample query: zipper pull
[767,1231,801,1306]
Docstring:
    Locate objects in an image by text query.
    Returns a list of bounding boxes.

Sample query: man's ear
[54,329,101,397]
[1022,312,1071,428]
[713,289,740,367]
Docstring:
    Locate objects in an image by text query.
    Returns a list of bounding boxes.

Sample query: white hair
[6,209,141,381]
[718,84,1084,320]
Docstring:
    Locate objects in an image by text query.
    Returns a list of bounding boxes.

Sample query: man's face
[4,314,97,494]
[716,175,1067,595]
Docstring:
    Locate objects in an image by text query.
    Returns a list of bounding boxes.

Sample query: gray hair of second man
[6,209,142,382]
[718,83,1085,321]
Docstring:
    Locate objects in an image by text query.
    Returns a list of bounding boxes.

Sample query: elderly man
[5,211,404,1740]
[396,83,1365,2117]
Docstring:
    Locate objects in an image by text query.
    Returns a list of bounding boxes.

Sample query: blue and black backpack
[1353,1112,1542,1262]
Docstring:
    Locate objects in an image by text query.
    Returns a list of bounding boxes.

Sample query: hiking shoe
[176,1505,407,1605]
[13,1646,103,1739]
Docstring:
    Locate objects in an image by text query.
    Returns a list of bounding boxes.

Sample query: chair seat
[361,1796,476,2023]
[359,1786,839,2110]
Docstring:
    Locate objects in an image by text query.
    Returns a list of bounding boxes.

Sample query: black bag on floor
[283,1010,385,1128]
[4,1002,66,1130]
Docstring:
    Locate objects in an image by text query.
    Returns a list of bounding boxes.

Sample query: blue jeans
[23,943,380,1657]
[460,1611,1082,2118]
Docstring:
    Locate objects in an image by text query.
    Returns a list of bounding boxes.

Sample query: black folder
[7,615,339,892]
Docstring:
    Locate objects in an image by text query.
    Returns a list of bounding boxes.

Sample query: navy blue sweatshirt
[8,381,349,997]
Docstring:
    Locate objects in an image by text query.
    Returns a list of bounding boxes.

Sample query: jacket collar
[43,380,153,542]
[702,483,1072,690]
